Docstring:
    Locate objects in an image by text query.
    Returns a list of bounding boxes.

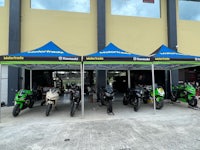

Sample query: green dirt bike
[171,83,197,107]
[145,85,165,109]
[12,89,34,117]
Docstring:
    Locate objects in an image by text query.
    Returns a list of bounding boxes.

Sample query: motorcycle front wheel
[107,99,113,113]
[143,98,148,104]
[123,96,129,105]
[12,104,20,117]
[28,100,34,108]
[156,99,164,109]
[46,104,52,116]
[133,98,140,112]
[70,101,76,117]
[188,97,197,107]
[171,93,177,102]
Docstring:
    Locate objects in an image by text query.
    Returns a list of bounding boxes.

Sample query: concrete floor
[1,95,200,150]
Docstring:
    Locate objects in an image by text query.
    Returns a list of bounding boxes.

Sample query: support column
[8,0,21,106]
[166,0,178,97]
[97,0,106,100]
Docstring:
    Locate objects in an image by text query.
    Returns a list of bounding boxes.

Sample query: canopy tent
[150,44,200,111]
[83,43,151,88]
[0,41,83,122]
[83,43,152,114]
[83,43,151,70]
[150,44,200,70]
[0,41,81,70]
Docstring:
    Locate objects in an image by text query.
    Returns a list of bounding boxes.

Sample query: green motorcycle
[12,89,34,117]
[145,85,165,109]
[171,83,197,107]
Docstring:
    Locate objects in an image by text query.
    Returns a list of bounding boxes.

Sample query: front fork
[15,101,24,109]
[187,94,195,101]
[155,96,164,102]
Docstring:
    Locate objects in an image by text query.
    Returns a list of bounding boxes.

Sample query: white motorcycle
[45,88,60,116]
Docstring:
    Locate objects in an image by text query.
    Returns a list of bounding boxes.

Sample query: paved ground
[1,95,200,150]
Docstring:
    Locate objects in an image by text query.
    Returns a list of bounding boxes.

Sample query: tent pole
[128,70,131,88]
[30,70,32,90]
[21,68,25,89]
[169,70,172,93]
[81,62,84,118]
[151,64,156,112]
[0,64,2,123]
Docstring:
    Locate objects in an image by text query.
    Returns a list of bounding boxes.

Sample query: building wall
[20,0,97,56]
[177,0,200,55]
[106,0,168,55]
[1,1,200,58]
[9,0,168,56]
[1,66,8,104]
[0,0,9,55]
[0,0,8,104]
[178,20,200,55]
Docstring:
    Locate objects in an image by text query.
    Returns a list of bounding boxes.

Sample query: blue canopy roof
[0,41,81,70]
[0,41,81,62]
[11,41,77,57]
[83,43,150,62]
[150,44,200,70]
[83,43,151,70]
[151,45,200,61]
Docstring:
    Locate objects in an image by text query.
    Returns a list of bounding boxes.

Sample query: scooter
[69,84,81,117]
[145,85,165,109]
[100,85,114,114]
[171,82,197,107]
[45,88,60,116]
[12,89,34,117]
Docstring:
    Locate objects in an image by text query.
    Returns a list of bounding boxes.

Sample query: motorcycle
[69,84,81,117]
[123,85,144,112]
[171,82,197,107]
[145,85,165,109]
[99,85,114,114]
[45,88,60,116]
[12,89,34,117]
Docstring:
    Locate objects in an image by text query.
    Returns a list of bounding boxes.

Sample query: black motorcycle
[123,85,146,112]
[99,85,114,114]
[69,84,81,117]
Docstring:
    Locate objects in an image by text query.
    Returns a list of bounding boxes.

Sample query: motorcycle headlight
[105,92,110,97]
[136,93,141,97]
[105,92,114,97]
[140,90,144,95]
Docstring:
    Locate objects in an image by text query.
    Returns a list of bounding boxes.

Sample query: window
[31,0,90,13]
[111,0,160,18]
[179,0,200,21]
[0,0,4,7]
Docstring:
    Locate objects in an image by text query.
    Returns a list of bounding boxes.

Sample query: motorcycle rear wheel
[46,104,52,116]
[188,97,197,107]
[12,104,20,117]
